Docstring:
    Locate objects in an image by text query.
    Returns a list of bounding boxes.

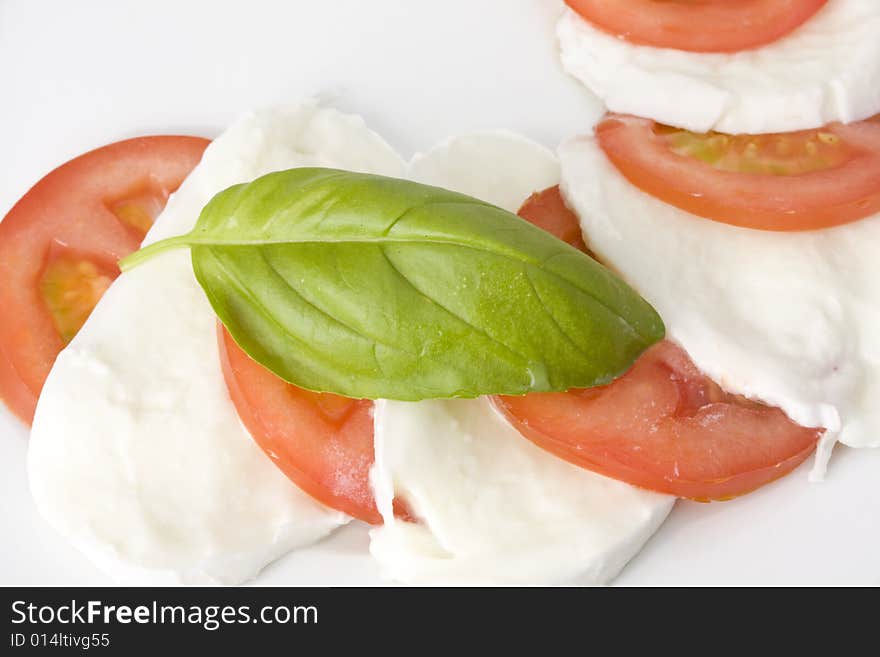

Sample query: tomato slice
[596,113,880,231]
[565,0,828,53]
[0,136,209,424]
[219,324,411,524]
[493,185,822,500]
[517,186,587,251]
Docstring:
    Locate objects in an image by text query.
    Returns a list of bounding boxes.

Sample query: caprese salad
[4,104,676,585]
[1,0,879,586]
[554,0,880,481]
[558,0,880,134]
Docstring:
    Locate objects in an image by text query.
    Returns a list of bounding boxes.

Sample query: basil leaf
[122,168,664,400]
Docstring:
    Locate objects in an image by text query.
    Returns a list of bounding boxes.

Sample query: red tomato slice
[0,136,209,424]
[219,324,411,524]
[597,113,880,231]
[517,186,587,251]
[565,0,828,53]
[493,185,822,500]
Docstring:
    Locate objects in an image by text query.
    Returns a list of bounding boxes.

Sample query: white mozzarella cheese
[370,398,674,585]
[28,101,406,584]
[409,131,561,211]
[369,133,674,585]
[557,0,880,134]
[558,135,880,464]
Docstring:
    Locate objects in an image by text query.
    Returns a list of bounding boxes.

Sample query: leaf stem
[118,235,193,271]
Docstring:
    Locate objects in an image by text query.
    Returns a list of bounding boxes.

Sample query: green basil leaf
[122,168,664,400]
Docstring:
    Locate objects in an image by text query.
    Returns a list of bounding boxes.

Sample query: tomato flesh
[493,185,822,500]
[0,135,209,424]
[39,250,116,344]
[597,113,880,231]
[517,186,587,251]
[218,324,410,524]
[566,0,828,53]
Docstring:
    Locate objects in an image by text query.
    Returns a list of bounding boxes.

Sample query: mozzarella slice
[558,135,880,458]
[557,0,880,134]
[370,398,674,585]
[409,131,561,212]
[369,134,674,585]
[28,102,406,584]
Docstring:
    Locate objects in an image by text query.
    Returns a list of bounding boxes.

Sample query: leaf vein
[257,250,418,362]
[377,245,532,370]
[523,266,594,363]
[199,248,319,363]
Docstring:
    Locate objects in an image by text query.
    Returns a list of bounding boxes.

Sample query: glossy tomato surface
[566,0,828,53]
[218,324,414,524]
[597,114,880,231]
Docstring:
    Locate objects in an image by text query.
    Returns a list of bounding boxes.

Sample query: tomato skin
[0,342,36,426]
[597,114,880,231]
[492,183,822,500]
[219,324,394,524]
[0,135,209,424]
[516,186,587,251]
[495,342,821,500]
[566,0,828,53]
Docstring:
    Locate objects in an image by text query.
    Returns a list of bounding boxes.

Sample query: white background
[1,0,878,586]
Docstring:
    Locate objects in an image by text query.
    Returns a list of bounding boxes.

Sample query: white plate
[1,0,878,586]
